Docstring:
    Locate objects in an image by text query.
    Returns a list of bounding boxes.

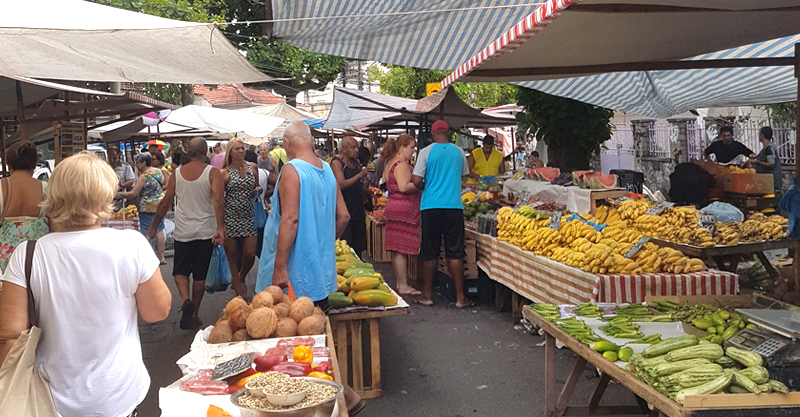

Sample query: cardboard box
[722,173,774,195]
[465,240,477,265]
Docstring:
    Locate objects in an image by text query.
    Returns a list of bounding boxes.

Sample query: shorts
[420,209,465,261]
[139,212,165,235]
[173,239,214,281]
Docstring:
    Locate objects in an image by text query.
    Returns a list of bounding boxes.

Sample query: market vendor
[703,126,753,163]
[467,135,506,183]
[750,126,782,194]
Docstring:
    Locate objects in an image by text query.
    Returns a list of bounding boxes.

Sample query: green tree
[368,65,517,108]
[516,88,614,172]
[758,102,797,129]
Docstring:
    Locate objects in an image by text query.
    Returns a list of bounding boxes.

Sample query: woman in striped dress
[222,138,260,298]
[382,135,422,296]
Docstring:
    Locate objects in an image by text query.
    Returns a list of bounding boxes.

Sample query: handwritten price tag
[624,236,651,258]
[549,209,563,231]
[698,213,716,237]
[645,202,674,215]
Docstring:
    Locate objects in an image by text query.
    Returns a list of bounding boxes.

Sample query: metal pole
[795,43,800,179]
[15,81,27,142]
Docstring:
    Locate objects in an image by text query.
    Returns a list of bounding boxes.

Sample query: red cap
[431,120,449,134]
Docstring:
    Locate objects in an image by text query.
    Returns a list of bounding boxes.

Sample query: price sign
[211,352,256,381]
[624,236,651,258]
[698,213,716,237]
[549,209,563,231]
[645,202,675,215]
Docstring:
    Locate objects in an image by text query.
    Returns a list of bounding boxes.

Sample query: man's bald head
[283,121,314,158]
[186,137,208,160]
[342,136,357,149]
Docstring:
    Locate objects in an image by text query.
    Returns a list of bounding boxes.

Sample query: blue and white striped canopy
[518,35,800,118]
[272,0,546,70]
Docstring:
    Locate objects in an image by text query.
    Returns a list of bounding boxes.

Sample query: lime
[602,351,619,362]
[617,347,633,362]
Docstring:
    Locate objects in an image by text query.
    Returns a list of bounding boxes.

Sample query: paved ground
[139,257,641,417]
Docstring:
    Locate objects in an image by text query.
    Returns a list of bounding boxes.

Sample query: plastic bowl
[265,390,306,406]
[232,377,343,417]
[245,380,268,398]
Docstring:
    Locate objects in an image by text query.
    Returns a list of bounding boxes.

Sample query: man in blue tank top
[412,120,470,308]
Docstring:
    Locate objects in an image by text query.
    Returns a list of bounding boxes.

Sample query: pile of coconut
[209,286,326,344]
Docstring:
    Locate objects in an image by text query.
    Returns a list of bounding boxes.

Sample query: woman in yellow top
[467,135,506,183]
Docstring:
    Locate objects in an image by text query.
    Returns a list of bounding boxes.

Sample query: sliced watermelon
[538,167,561,182]
[595,174,618,189]
[582,172,604,188]
[572,170,593,186]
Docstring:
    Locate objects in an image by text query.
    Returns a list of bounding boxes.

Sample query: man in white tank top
[147,137,225,329]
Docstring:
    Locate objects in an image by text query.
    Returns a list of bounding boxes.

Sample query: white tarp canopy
[88,119,216,143]
[0,0,269,84]
[166,105,285,140]
[441,0,800,118]
[323,88,418,130]
[242,103,318,121]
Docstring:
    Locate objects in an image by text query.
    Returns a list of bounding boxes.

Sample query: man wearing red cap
[411,120,471,308]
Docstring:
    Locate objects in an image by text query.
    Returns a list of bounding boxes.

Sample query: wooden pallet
[366,219,392,263]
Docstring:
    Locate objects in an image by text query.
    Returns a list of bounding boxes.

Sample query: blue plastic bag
[700,201,744,223]
[205,245,232,293]
[780,178,800,239]
[254,195,267,229]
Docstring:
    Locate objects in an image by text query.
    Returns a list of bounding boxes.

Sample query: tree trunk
[546,140,592,172]
[180,84,194,106]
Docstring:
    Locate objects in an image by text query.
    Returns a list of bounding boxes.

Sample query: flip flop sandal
[397,289,422,296]
[179,299,196,330]
[414,299,434,307]
[454,301,477,309]
[348,400,367,416]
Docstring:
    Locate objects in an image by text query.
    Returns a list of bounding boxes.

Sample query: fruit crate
[610,169,644,194]
[366,217,392,263]
[723,192,779,212]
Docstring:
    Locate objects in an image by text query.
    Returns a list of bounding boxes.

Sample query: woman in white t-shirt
[0,152,172,417]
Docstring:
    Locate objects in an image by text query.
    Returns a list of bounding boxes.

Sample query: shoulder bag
[0,240,58,417]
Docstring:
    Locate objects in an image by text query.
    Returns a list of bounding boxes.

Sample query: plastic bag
[205,245,232,293]
[700,201,744,223]
[254,196,267,229]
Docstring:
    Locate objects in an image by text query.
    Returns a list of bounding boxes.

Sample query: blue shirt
[256,159,338,301]
[413,143,468,211]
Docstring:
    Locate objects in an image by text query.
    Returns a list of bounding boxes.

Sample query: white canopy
[0,0,269,84]
[166,105,285,139]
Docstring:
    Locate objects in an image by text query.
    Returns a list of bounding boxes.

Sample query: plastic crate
[610,169,644,194]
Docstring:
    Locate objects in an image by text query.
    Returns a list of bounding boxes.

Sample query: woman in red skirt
[381,134,422,296]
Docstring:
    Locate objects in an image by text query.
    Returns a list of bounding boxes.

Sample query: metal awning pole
[795,43,799,180]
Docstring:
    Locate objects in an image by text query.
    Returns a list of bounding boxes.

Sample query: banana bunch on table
[601,225,644,244]
[526,227,562,256]
[560,220,602,245]
[616,199,652,222]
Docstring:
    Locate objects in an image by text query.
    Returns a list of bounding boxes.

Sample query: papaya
[343,268,374,278]
[328,292,353,308]
[352,290,398,307]
[377,283,391,293]
[353,262,373,269]
[348,290,359,299]
[350,277,381,292]
[337,275,346,283]
[336,262,347,274]
[335,256,345,262]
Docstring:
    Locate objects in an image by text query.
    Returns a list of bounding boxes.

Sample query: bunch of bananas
[601,225,644,244]
[715,223,740,246]
[560,220,602,245]
[526,227,562,256]
[663,207,700,228]
[654,247,706,273]
[516,205,542,219]
[632,214,667,234]
[758,214,788,240]
[497,207,552,247]
[616,199,652,222]
[593,206,621,225]
[550,247,574,264]
[113,205,138,219]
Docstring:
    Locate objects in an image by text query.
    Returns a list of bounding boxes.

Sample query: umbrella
[145,139,169,150]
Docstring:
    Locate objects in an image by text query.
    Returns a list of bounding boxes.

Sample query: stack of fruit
[463,199,496,222]
[651,300,754,343]
[728,165,757,174]
[112,205,138,219]
[630,335,789,403]
[330,242,398,308]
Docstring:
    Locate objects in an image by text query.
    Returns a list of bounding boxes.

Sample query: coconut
[297,315,325,336]
[251,291,275,309]
[229,304,253,330]
[246,308,278,339]
[264,285,286,304]
[223,296,247,320]
[232,328,249,342]
[208,320,234,344]
[273,318,298,338]
[273,303,290,319]
[288,297,314,324]
[312,306,325,317]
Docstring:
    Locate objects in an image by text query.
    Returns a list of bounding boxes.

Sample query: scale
[211,352,256,381]
[725,328,791,366]
[727,309,800,389]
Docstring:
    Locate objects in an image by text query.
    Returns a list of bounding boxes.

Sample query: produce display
[630,336,789,404]
[208,293,326,344]
[235,372,337,411]
[650,300,755,343]
[329,239,399,308]
[497,206,708,274]
[112,205,138,219]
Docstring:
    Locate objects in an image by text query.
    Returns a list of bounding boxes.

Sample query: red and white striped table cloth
[466,230,738,305]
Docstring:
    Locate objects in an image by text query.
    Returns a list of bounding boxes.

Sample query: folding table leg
[555,356,588,416]
[545,333,556,417]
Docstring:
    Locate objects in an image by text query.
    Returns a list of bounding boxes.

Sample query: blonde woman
[0,152,171,417]
[222,137,260,298]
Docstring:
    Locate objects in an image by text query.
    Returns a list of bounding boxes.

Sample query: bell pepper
[307,371,333,381]
[234,372,262,388]
[253,354,287,372]
[270,362,311,377]
[312,361,333,376]
[293,345,313,364]
[224,367,256,386]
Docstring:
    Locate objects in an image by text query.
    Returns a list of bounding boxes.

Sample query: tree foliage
[757,102,797,129]
[516,88,614,172]
[367,65,517,108]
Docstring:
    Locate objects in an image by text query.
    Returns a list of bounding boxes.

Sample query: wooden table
[329,307,409,399]
[650,238,797,280]
[325,316,350,417]
[523,307,800,417]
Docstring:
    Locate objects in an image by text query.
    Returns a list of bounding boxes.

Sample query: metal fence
[601,123,635,156]
[648,120,672,158]
[732,120,795,166]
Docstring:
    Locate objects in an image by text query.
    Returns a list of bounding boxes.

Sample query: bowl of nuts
[232,373,343,417]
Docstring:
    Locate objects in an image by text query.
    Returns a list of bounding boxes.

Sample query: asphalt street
[138,257,642,417]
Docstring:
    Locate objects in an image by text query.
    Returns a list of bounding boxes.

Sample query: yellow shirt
[468,148,504,183]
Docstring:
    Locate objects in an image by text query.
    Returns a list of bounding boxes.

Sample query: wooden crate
[330,308,409,399]
[366,219,392,263]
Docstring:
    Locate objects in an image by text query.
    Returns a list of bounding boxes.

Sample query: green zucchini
[642,335,699,358]
[675,373,733,405]
[725,346,763,367]
[731,371,761,394]
[665,344,723,362]
[737,366,769,384]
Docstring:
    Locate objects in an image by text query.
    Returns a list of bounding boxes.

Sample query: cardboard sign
[549,209,563,231]
[624,236,651,258]
[645,202,675,215]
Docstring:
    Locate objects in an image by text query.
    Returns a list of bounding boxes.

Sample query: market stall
[504,178,628,215]
[522,295,800,417]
